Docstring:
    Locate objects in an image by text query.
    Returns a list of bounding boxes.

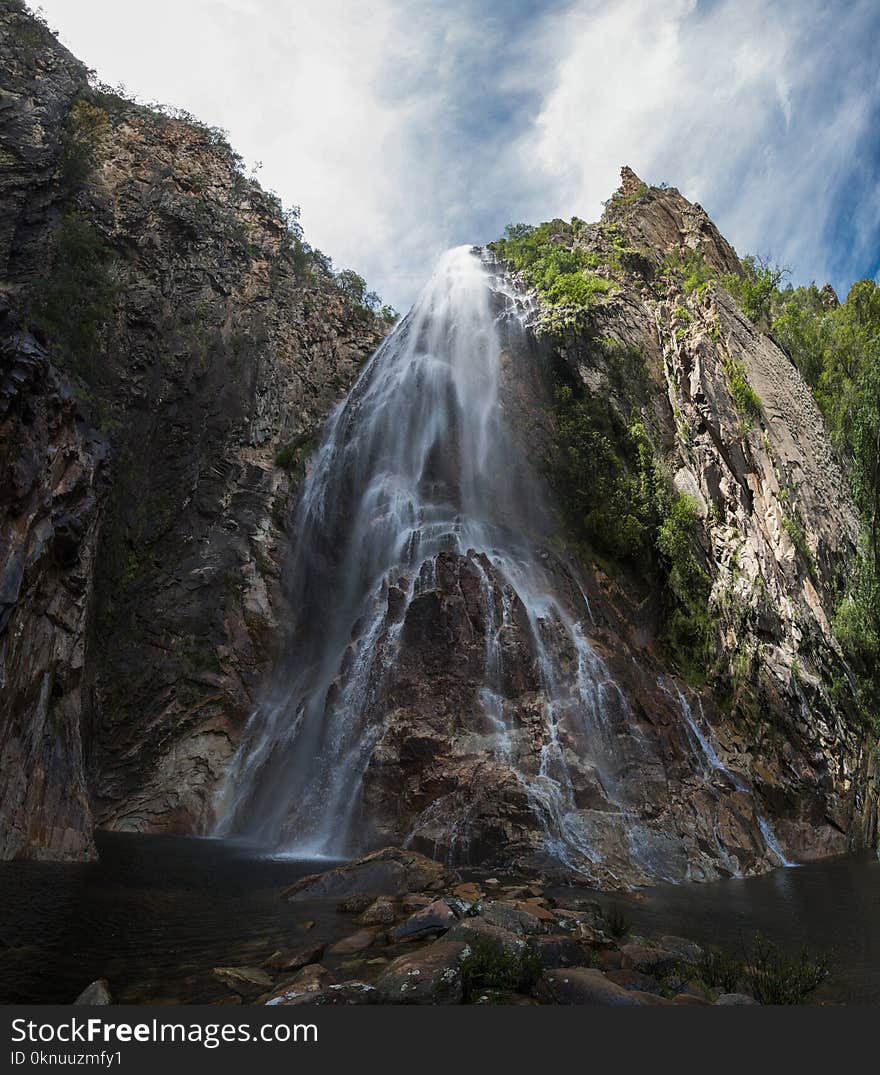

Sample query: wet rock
[327,928,378,956]
[476,900,549,936]
[401,893,434,913]
[263,944,325,973]
[532,934,594,969]
[283,848,455,901]
[389,898,456,942]
[620,943,679,976]
[212,966,273,996]
[595,949,623,971]
[265,965,335,1006]
[74,980,111,1005]
[605,968,662,994]
[338,893,375,913]
[376,941,469,1004]
[298,981,380,1006]
[658,935,704,963]
[445,917,529,956]
[536,968,654,1006]
[452,882,484,902]
[360,896,397,925]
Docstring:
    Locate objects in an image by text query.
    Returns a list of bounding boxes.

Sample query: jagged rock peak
[619,165,645,197]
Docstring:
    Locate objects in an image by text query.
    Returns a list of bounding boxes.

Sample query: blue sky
[35,0,880,311]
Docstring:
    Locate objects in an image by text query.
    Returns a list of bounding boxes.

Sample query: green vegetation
[745,933,829,1005]
[723,355,762,430]
[553,373,714,677]
[749,273,880,728]
[689,935,828,1004]
[27,211,117,379]
[335,268,398,323]
[488,220,619,332]
[459,936,542,1001]
[603,906,631,939]
[59,96,110,190]
[665,248,716,297]
[24,91,116,379]
[721,255,788,325]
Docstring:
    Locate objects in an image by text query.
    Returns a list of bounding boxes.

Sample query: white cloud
[34,0,880,307]
[521,0,880,291]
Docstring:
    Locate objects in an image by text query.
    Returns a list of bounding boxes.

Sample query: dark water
[1,835,878,1004]
[584,850,880,1003]
[0,834,335,1004]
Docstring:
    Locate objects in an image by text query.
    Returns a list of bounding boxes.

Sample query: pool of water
[581,850,880,1003]
[2,834,878,1004]
[0,833,332,1004]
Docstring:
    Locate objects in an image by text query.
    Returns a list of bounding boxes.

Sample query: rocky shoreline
[74,847,815,1006]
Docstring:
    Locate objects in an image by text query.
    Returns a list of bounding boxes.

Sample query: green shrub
[489,219,616,318]
[696,948,745,994]
[666,249,715,296]
[604,906,631,939]
[459,936,543,1001]
[552,377,714,677]
[59,96,110,190]
[744,933,829,1005]
[723,356,762,429]
[721,255,788,324]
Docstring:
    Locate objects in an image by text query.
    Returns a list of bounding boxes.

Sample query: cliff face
[501,168,878,864]
[313,173,878,884]
[2,4,876,877]
[0,2,387,858]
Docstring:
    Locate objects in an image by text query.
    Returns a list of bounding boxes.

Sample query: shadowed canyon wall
[0,1,387,858]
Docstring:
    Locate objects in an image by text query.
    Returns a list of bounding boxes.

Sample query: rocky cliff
[478,166,879,870]
[1,3,876,879]
[0,1,388,859]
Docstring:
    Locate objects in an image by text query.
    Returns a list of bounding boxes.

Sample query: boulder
[265,965,335,1006]
[536,968,655,1006]
[282,848,455,901]
[337,893,374,913]
[532,934,594,969]
[605,968,662,994]
[263,944,325,973]
[360,896,398,925]
[716,993,759,1005]
[73,980,111,1005]
[402,893,433,913]
[389,899,456,942]
[445,917,528,955]
[452,882,484,902]
[212,966,273,996]
[476,900,549,935]
[327,928,378,956]
[658,935,704,963]
[297,981,380,1005]
[620,942,679,976]
[376,941,470,1004]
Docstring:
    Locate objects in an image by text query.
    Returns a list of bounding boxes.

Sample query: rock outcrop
[0,2,387,859]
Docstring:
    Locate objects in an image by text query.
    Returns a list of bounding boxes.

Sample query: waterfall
[213,245,791,882]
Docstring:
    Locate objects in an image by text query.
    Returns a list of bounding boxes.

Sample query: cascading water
[214,245,792,883]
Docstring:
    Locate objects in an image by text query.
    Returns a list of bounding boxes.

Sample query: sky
[33,0,880,312]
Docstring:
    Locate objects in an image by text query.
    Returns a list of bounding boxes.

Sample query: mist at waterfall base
[213,246,790,884]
